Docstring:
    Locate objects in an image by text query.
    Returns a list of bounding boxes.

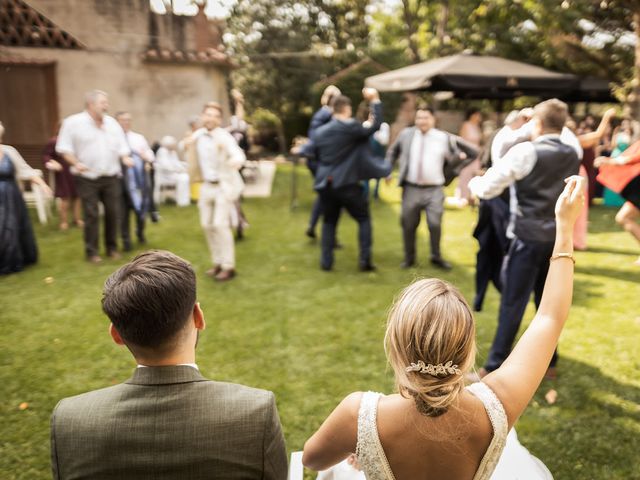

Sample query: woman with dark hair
[0,121,52,274]
[43,130,83,230]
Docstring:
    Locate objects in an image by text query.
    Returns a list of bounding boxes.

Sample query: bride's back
[376,391,493,480]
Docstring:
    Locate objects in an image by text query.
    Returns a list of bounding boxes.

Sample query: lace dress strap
[466,382,509,480]
[355,391,396,480]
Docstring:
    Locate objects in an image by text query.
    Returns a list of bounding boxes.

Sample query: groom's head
[102,251,202,362]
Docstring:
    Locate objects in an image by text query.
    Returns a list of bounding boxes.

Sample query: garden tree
[225,0,371,144]
[370,0,637,110]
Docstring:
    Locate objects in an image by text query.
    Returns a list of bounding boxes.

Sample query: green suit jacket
[50,366,288,479]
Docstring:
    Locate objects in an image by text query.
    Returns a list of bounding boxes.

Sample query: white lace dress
[317,382,552,480]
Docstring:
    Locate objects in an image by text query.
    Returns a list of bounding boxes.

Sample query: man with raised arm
[469,98,581,378]
[51,250,287,479]
[312,87,391,271]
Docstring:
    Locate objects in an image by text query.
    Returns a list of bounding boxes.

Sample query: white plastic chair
[20,169,52,224]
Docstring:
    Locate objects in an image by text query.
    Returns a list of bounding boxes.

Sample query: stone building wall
[4,0,230,143]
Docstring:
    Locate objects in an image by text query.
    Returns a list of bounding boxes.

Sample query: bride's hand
[555,175,585,231]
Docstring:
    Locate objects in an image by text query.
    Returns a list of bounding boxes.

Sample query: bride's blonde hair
[384,278,475,417]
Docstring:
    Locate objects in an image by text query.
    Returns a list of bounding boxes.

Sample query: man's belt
[404,182,442,188]
[204,180,220,185]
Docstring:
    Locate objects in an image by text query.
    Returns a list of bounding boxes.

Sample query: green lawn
[1,165,639,479]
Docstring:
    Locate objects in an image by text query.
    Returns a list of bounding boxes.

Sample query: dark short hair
[114,111,129,119]
[465,108,481,120]
[102,251,197,349]
[416,104,435,115]
[333,95,352,114]
[534,99,568,132]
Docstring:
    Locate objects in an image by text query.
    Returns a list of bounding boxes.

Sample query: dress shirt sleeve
[469,142,536,199]
[560,127,583,160]
[55,119,74,155]
[223,131,246,170]
[135,133,155,162]
[116,126,131,157]
[497,120,533,159]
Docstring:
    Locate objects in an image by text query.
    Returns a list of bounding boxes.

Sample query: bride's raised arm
[483,176,585,430]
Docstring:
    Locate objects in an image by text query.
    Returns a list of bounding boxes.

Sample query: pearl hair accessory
[405,360,462,377]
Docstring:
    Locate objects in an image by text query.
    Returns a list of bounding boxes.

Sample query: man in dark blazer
[299,85,341,239]
[50,251,288,479]
[386,105,478,270]
[312,87,391,271]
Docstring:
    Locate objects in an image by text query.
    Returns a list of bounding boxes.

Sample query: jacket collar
[125,365,208,386]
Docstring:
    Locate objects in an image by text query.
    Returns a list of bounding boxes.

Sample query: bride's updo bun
[384,278,476,417]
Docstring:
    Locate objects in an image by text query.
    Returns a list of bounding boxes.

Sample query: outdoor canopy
[364,53,614,102]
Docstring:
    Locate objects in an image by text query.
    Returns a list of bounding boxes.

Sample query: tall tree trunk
[402,0,421,62]
[436,0,449,55]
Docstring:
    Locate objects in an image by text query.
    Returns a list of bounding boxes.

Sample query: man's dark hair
[114,111,129,119]
[534,99,568,132]
[333,95,352,114]
[102,251,196,349]
[416,104,435,115]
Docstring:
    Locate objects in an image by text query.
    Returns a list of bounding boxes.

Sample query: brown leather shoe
[215,269,236,282]
[88,255,102,264]
[206,265,222,277]
[107,251,122,260]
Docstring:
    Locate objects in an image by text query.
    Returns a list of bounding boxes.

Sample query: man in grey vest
[51,251,287,479]
[469,99,581,377]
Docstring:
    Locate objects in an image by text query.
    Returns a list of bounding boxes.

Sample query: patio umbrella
[365,53,580,99]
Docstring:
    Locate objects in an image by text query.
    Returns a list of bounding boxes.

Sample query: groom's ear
[109,323,126,346]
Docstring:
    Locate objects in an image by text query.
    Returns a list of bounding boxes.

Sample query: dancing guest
[298,85,341,239]
[43,132,82,230]
[469,99,580,379]
[386,105,477,270]
[472,110,530,311]
[0,121,52,274]
[188,103,246,282]
[312,87,391,271]
[569,109,616,250]
[303,177,584,479]
[116,111,155,251]
[56,90,133,263]
[454,108,483,205]
[154,136,190,207]
[596,141,640,266]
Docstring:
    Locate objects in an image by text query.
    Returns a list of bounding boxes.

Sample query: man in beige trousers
[50,251,288,479]
[188,102,246,282]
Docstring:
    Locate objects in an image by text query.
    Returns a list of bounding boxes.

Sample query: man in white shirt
[56,90,132,263]
[386,106,453,270]
[188,103,245,282]
[115,111,155,251]
[468,99,581,378]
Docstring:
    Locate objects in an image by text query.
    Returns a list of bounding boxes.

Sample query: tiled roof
[0,0,83,49]
[142,46,232,67]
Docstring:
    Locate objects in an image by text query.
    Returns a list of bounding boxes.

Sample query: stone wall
[5,0,230,143]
